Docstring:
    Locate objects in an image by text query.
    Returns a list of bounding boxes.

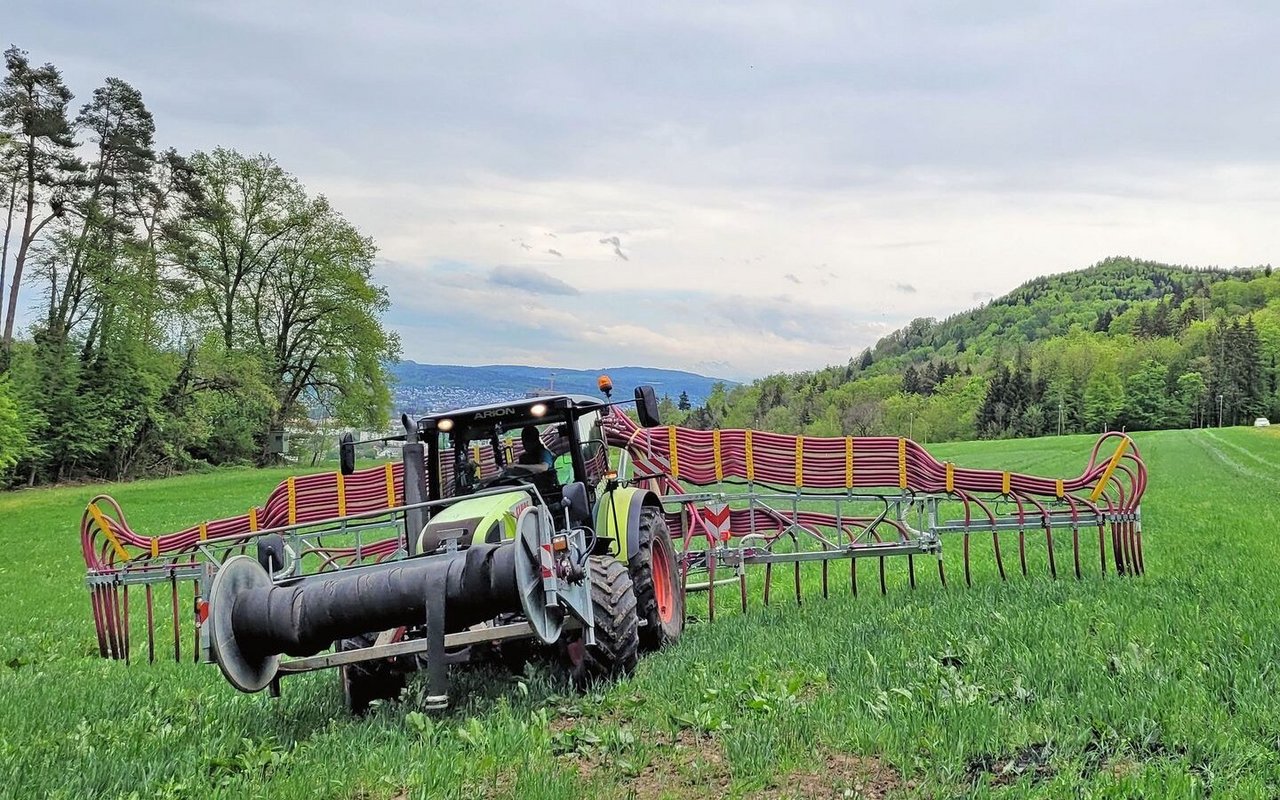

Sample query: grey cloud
[489,266,579,296]
[894,283,917,294]
[972,290,994,301]
[383,269,885,379]
[14,2,1279,194]
[599,236,628,261]
[547,248,563,257]
[784,273,801,284]
[695,360,733,375]
[706,294,882,348]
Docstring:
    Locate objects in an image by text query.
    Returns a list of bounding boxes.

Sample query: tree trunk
[3,142,36,349]
[0,170,18,326]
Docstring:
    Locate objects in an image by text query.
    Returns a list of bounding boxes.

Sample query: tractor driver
[518,425,556,469]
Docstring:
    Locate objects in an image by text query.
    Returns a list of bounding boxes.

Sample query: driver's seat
[529,464,561,505]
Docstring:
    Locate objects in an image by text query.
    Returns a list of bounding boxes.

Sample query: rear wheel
[630,506,685,651]
[562,556,639,688]
[338,631,407,714]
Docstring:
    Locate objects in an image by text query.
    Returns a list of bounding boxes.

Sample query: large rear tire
[562,556,639,688]
[630,506,685,651]
[338,632,407,715]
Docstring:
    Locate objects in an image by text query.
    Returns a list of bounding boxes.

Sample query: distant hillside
[390,362,734,414]
[683,257,1279,442]
[866,257,1245,366]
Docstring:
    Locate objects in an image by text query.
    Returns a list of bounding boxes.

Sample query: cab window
[576,412,609,485]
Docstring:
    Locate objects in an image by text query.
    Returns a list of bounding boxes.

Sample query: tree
[0,376,28,470]
[171,148,308,351]
[899,365,916,394]
[1122,360,1168,430]
[841,398,883,436]
[0,131,20,324]
[1083,369,1125,431]
[0,47,82,351]
[1175,371,1206,428]
[174,151,398,461]
[658,393,677,423]
[246,195,397,456]
[677,390,691,411]
[38,78,156,350]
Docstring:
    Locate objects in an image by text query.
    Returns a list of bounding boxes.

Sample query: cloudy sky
[11,2,1280,380]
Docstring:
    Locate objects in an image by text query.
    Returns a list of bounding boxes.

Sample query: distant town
[387,362,730,416]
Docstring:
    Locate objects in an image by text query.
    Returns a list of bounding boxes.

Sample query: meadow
[1,427,1279,798]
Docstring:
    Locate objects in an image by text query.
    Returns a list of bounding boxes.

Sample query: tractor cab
[415,394,613,508]
[339,383,663,559]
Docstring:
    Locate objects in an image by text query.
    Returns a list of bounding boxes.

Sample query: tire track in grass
[1188,431,1279,485]
[1201,429,1280,472]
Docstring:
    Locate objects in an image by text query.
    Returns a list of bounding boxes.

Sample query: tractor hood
[417,490,531,553]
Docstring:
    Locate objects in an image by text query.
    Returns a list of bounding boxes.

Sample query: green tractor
[333,383,684,712]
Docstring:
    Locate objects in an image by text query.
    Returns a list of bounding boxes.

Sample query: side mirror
[339,432,356,475]
[401,413,418,444]
[561,482,591,526]
[635,385,662,428]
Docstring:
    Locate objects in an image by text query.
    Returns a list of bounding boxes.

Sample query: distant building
[525,374,560,398]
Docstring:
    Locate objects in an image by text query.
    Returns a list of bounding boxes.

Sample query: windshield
[438,422,570,498]
[439,428,505,498]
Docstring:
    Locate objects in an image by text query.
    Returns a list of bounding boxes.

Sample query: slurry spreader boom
[80,381,1145,711]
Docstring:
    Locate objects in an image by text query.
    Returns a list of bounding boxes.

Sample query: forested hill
[676,257,1279,442]
[870,258,1242,365]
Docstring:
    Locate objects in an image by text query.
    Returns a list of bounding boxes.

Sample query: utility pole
[1058,399,1064,436]
[1218,393,1224,427]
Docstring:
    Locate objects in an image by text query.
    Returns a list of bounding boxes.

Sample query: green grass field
[2,428,1280,799]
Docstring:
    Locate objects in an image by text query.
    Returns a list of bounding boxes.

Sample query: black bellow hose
[230,543,522,660]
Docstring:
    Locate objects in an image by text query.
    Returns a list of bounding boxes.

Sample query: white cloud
[7,2,1280,376]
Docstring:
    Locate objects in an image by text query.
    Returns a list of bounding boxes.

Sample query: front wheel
[338,631,407,714]
[561,556,639,688]
[630,506,685,651]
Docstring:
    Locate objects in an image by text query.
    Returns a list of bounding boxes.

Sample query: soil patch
[565,731,904,800]
[756,751,904,799]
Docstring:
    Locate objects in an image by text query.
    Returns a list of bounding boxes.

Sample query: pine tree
[1151,302,1171,337]
[1134,306,1152,338]
[50,77,156,347]
[919,361,939,396]
[0,47,83,352]
[902,364,920,395]
[1241,318,1264,421]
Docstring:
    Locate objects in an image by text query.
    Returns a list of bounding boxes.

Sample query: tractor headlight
[437,418,454,432]
[530,403,547,418]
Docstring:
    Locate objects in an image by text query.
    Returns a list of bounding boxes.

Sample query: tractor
[203,381,684,713]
